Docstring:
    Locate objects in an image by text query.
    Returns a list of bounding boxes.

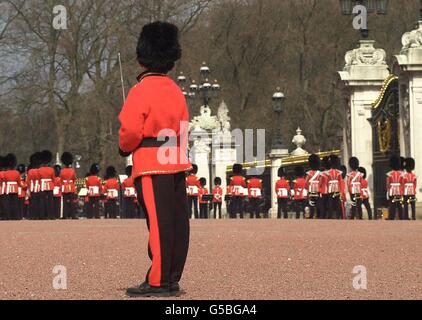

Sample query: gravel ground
[0,219,420,300]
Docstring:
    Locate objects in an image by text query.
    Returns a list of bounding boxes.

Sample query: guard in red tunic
[53,165,62,219]
[103,166,119,219]
[347,157,363,220]
[402,157,417,221]
[357,167,373,220]
[248,175,263,219]
[86,164,102,219]
[186,164,200,219]
[27,153,41,220]
[340,165,347,220]
[38,150,55,220]
[122,165,137,219]
[275,167,290,219]
[17,164,27,219]
[326,155,343,220]
[4,154,24,220]
[60,152,77,219]
[387,156,404,220]
[212,177,223,219]
[120,22,191,297]
[198,178,209,219]
[230,164,247,219]
[318,156,330,219]
[305,154,322,219]
[293,166,307,219]
[0,155,7,220]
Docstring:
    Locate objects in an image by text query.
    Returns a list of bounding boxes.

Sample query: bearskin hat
[61,152,74,167]
[105,166,117,179]
[136,21,182,74]
[358,167,367,179]
[233,163,243,175]
[400,157,406,170]
[349,157,360,171]
[40,150,53,165]
[390,156,401,171]
[308,154,320,171]
[340,165,347,179]
[295,165,304,178]
[5,153,17,169]
[278,167,286,178]
[54,165,61,177]
[329,155,340,169]
[405,157,415,172]
[199,177,207,187]
[321,156,330,170]
[191,164,198,175]
[17,164,26,174]
[125,165,133,177]
[0,155,5,170]
[90,163,100,175]
[214,177,222,185]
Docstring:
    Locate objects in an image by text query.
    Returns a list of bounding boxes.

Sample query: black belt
[119,137,178,158]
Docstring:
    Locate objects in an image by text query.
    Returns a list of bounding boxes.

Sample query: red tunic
[118,74,192,178]
[38,166,55,191]
[305,170,322,195]
[198,187,209,204]
[122,177,137,198]
[3,170,22,194]
[60,168,77,194]
[402,172,417,196]
[0,171,4,195]
[361,179,370,200]
[27,168,41,195]
[86,176,102,197]
[275,178,290,199]
[104,178,119,200]
[326,169,343,194]
[387,170,403,197]
[347,171,363,195]
[212,186,223,203]
[230,176,247,197]
[319,172,329,195]
[293,178,308,200]
[248,178,263,199]
[186,174,201,196]
[53,177,62,198]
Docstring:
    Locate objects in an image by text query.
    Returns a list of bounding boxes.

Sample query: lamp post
[271,88,286,150]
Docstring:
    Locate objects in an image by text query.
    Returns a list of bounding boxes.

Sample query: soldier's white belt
[249,188,261,197]
[107,189,118,199]
[41,179,53,191]
[124,187,136,197]
[277,188,288,197]
[6,182,18,194]
[187,186,199,196]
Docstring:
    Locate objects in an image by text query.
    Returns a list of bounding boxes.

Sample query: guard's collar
[136,71,168,83]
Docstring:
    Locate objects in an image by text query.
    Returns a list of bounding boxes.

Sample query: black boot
[126,282,170,298]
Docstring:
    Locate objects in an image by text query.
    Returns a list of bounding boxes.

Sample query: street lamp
[272,88,286,150]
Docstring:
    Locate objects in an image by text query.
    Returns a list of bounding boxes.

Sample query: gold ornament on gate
[377,119,391,154]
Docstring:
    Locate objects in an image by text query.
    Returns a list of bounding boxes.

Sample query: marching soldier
[186,164,200,219]
[198,177,209,219]
[27,153,41,220]
[103,166,119,219]
[86,163,102,219]
[293,166,307,219]
[53,165,62,219]
[305,154,322,219]
[38,150,55,220]
[122,165,137,219]
[347,157,363,220]
[358,167,373,220]
[248,175,263,219]
[230,164,246,219]
[275,167,290,219]
[212,177,223,219]
[60,152,77,219]
[326,155,343,220]
[387,156,404,220]
[402,157,417,221]
[4,154,24,220]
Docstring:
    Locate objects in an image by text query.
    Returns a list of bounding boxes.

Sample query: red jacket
[248,178,262,198]
[3,170,23,194]
[38,166,55,191]
[198,187,209,204]
[319,171,329,195]
[305,170,322,195]
[347,171,363,195]
[27,169,41,194]
[86,176,102,197]
[60,168,77,194]
[294,178,308,200]
[230,175,247,197]
[104,178,119,200]
[186,174,201,196]
[53,177,62,198]
[275,178,290,199]
[122,177,137,198]
[361,179,370,200]
[326,169,343,194]
[402,172,417,196]
[387,170,403,197]
[212,186,223,203]
[118,74,192,178]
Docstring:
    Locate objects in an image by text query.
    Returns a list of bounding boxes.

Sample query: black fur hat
[17,164,26,174]
[105,166,117,179]
[358,167,367,179]
[136,21,182,74]
[214,177,222,185]
[329,155,340,169]
[5,153,17,169]
[340,165,347,179]
[90,163,100,175]
[54,165,61,177]
[405,157,415,172]
[308,154,320,171]
[400,157,406,170]
[40,150,53,165]
[278,167,286,178]
[295,165,304,177]
[199,177,207,187]
[0,155,5,170]
[321,156,330,170]
[191,164,198,175]
[61,152,74,167]
[349,157,360,170]
[390,155,401,171]
[125,165,133,177]
[233,163,243,175]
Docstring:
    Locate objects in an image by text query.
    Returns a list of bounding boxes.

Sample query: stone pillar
[395,21,422,204]
[214,147,237,217]
[338,40,390,205]
[269,149,289,218]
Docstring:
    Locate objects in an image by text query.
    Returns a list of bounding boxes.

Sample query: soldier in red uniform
[225,179,233,218]
[103,166,119,219]
[247,175,263,219]
[120,22,191,297]
[230,164,246,219]
[318,156,330,219]
[86,163,102,219]
[60,152,77,219]
[275,167,290,219]
[402,157,417,221]
[53,165,62,219]
[358,167,373,220]
[212,177,223,219]
[122,166,137,219]
[293,166,307,219]
[198,178,209,219]
[326,155,343,220]
[0,155,6,220]
[27,153,41,220]
[347,157,363,220]
[17,164,27,219]
[38,150,55,220]
[387,156,404,220]
[340,165,347,220]
[4,154,24,220]
[186,164,200,219]
[305,154,322,219]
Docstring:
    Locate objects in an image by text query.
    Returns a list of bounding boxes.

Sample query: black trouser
[388,197,403,220]
[295,199,306,219]
[40,191,54,220]
[308,195,320,219]
[403,196,416,220]
[124,197,137,219]
[63,193,76,219]
[188,196,199,219]
[0,195,9,220]
[328,193,342,220]
[199,203,209,219]
[105,199,118,219]
[19,198,26,219]
[6,194,21,220]
[135,172,190,288]
[277,198,288,219]
[87,197,100,219]
[213,202,222,219]
[362,198,373,220]
[29,193,41,220]
[249,198,261,218]
[53,197,61,219]
[319,194,330,219]
[231,196,244,219]
[350,194,363,220]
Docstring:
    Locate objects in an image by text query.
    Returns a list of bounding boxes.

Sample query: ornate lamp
[271,88,286,150]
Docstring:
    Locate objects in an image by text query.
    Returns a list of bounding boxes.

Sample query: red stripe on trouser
[141,176,162,287]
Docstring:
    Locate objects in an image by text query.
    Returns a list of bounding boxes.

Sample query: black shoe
[170,283,182,297]
[126,282,170,298]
